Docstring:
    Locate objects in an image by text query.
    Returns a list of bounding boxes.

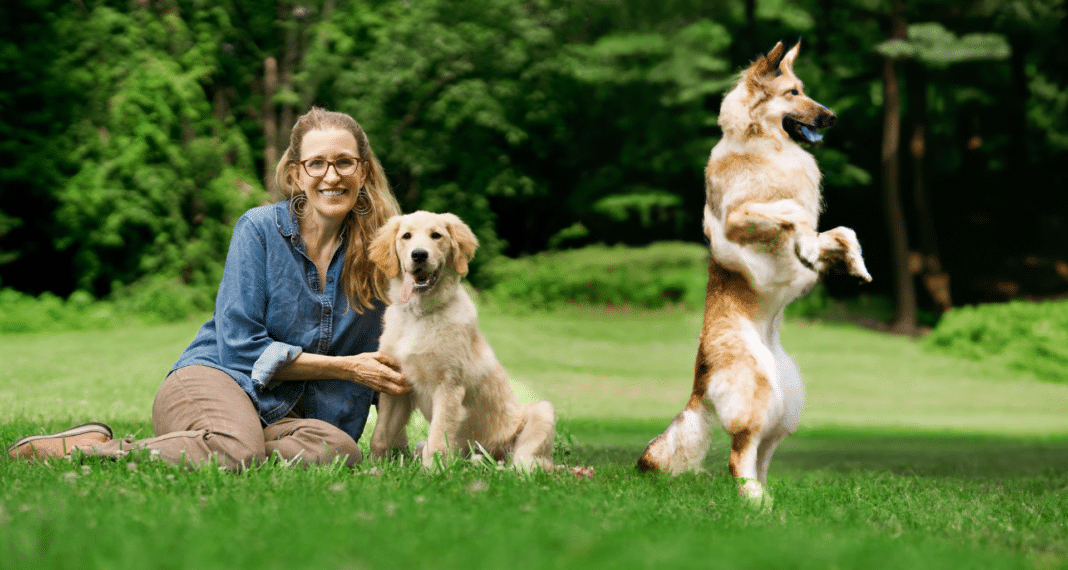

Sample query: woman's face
[295,128,365,227]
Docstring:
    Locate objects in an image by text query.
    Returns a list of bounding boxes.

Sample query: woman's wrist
[273,352,354,382]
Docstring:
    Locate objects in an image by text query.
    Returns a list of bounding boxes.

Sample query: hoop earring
[353,188,374,217]
[290,192,309,218]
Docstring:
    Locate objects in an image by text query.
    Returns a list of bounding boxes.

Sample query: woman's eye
[336,158,355,169]
[431,232,442,240]
[308,159,326,168]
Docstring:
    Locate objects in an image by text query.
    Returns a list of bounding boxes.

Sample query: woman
[7,108,411,469]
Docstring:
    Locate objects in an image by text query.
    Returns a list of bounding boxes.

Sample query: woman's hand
[342,351,410,395]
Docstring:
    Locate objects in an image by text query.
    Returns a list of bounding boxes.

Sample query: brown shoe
[7,422,113,460]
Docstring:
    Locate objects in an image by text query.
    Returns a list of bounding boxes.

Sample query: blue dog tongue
[801,125,823,143]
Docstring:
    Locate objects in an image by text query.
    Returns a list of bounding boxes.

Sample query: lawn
[1,306,1066,569]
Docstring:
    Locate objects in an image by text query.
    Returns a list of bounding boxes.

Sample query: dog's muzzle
[783,109,836,144]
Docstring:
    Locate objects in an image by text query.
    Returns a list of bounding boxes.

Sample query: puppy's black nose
[411,249,428,263]
[817,109,837,128]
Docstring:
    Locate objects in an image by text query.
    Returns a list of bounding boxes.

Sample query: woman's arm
[274,351,410,395]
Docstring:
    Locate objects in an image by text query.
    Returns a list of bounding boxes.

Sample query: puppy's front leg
[815,226,872,282]
[422,383,467,466]
[370,392,413,459]
[724,199,814,245]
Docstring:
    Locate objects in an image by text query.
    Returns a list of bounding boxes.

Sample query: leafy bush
[0,289,118,333]
[0,279,214,334]
[478,242,709,310]
[926,300,1068,383]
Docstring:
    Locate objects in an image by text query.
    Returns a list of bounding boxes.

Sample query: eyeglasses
[298,156,366,178]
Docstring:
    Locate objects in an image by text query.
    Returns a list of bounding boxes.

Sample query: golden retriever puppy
[367,211,556,471]
[637,42,872,504]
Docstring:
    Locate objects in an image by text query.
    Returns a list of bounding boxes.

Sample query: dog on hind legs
[367,211,557,471]
[636,41,872,503]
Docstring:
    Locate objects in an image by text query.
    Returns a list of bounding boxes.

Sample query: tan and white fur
[367,211,556,471]
[637,42,872,500]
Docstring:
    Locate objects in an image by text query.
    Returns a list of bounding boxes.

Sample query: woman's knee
[205,432,268,470]
[266,419,362,467]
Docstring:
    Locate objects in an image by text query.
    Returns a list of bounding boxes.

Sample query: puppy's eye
[401,232,411,240]
[789,89,799,96]
[430,232,442,240]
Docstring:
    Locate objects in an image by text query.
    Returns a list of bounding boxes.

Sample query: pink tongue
[400,272,415,304]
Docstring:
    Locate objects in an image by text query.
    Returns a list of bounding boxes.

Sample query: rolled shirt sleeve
[252,341,303,389]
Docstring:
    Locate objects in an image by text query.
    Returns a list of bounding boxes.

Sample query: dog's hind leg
[637,395,714,474]
[369,393,413,459]
[512,400,557,471]
[755,430,788,485]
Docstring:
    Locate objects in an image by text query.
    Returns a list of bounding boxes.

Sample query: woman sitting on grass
[7,108,411,470]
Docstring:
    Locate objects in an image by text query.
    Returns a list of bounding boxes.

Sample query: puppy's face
[369,211,479,303]
[733,42,837,144]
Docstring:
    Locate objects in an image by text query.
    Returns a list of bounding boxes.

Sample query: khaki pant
[76,365,362,470]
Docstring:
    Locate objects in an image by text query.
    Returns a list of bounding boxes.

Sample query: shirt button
[324,306,332,315]
[326,276,334,283]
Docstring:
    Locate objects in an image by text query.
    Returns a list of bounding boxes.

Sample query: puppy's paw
[817,227,872,282]
[794,235,819,271]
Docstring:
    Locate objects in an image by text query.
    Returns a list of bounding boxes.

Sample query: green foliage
[478,241,709,310]
[0,289,115,334]
[0,281,214,334]
[49,6,265,295]
[926,300,1068,383]
[876,22,1011,65]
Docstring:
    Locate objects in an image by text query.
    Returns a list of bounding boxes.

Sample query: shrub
[478,242,709,310]
[0,289,117,333]
[0,279,214,334]
[925,299,1068,383]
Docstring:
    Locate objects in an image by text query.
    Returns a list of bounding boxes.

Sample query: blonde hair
[274,107,401,312]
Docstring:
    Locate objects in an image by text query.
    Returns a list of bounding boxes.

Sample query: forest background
[1,0,1067,336]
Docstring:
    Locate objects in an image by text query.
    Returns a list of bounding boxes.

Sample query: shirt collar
[275,200,299,238]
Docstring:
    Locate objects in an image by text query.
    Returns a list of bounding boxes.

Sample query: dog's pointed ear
[780,41,801,74]
[744,42,785,90]
[369,215,402,278]
[444,213,479,276]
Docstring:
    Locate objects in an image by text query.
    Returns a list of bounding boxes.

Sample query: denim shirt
[173,200,383,442]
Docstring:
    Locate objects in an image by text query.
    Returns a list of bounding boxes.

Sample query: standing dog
[367,211,556,471]
[637,42,871,500]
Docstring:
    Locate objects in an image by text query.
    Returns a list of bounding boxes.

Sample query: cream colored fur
[638,42,872,497]
[367,211,556,471]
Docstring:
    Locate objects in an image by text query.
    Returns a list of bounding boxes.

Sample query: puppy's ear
[745,41,785,89]
[443,213,479,276]
[369,216,402,278]
[779,41,801,75]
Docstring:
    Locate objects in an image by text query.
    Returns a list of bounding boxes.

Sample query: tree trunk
[881,0,917,335]
[907,62,951,315]
[263,56,280,198]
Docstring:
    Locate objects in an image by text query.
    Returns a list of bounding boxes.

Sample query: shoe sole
[6,422,114,455]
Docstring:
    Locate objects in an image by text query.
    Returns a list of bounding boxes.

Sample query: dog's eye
[430,232,442,240]
[789,89,799,96]
[401,232,411,240]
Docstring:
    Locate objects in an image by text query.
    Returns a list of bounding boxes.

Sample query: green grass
[2,306,1067,569]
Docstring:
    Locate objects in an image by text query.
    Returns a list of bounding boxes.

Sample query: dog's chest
[380,305,473,387]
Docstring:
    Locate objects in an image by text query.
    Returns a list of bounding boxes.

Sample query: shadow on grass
[561,418,1068,479]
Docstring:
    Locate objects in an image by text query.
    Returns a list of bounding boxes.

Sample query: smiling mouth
[412,268,439,292]
[320,187,347,197]
[782,116,824,144]
[400,267,441,303]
